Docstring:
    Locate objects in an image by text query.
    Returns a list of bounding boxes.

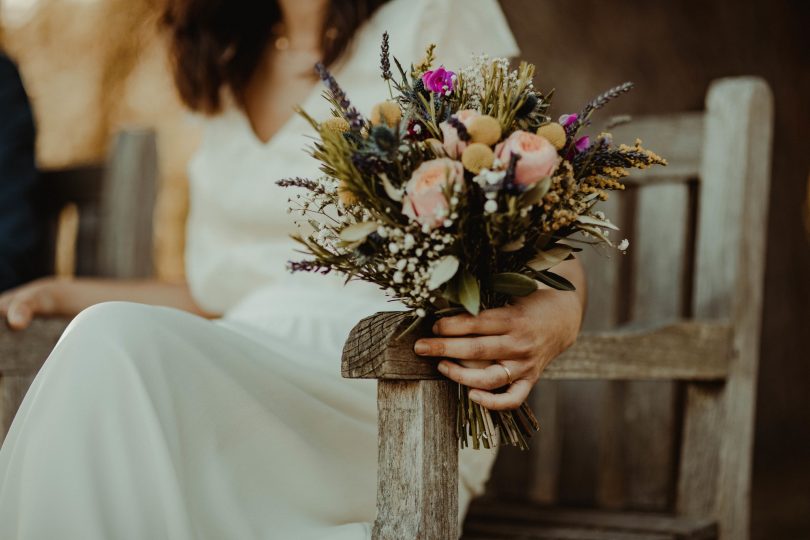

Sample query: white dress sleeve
[411,0,520,68]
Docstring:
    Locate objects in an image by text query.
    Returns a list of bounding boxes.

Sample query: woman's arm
[413,257,587,410]
[0,277,214,330]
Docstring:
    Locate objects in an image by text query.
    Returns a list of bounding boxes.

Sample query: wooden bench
[342,77,773,540]
[0,128,157,439]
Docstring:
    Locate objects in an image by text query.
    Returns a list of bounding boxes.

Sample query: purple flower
[574,135,591,153]
[421,66,456,95]
[559,113,578,127]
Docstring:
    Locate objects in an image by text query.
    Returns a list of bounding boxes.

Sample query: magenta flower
[574,135,591,153]
[559,113,578,127]
[422,66,456,95]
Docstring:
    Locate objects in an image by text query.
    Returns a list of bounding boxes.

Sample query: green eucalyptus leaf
[441,277,460,305]
[527,245,573,271]
[339,222,378,242]
[428,255,460,290]
[535,270,576,291]
[458,270,481,316]
[501,236,525,252]
[379,173,403,202]
[577,225,613,245]
[492,272,539,297]
[576,214,619,230]
[520,176,552,206]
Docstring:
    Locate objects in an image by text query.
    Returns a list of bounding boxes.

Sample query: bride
[0,0,586,538]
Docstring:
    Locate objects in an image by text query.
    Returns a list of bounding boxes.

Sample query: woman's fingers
[432,309,513,337]
[6,292,38,330]
[414,334,528,361]
[438,359,527,390]
[469,379,533,411]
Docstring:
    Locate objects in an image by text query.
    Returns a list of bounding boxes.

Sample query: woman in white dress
[0,0,587,538]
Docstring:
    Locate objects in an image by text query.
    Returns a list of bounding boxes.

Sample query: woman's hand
[413,258,586,411]
[0,277,65,330]
[0,277,211,330]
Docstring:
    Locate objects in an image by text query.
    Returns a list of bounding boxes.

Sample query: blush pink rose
[438,109,479,159]
[495,130,561,186]
[402,158,464,229]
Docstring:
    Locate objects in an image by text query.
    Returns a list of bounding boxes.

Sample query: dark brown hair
[161,0,390,114]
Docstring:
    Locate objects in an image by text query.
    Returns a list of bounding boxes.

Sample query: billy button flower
[536,122,566,150]
[466,115,502,146]
[370,101,402,127]
[461,143,495,174]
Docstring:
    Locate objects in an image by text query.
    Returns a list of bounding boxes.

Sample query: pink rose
[402,158,464,229]
[495,130,561,186]
[438,109,479,159]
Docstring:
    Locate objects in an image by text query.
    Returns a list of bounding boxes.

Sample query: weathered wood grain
[465,501,717,540]
[341,311,442,380]
[611,112,704,186]
[559,191,627,506]
[544,321,730,381]
[680,77,773,540]
[0,318,69,373]
[343,315,731,382]
[97,129,158,278]
[0,373,36,444]
[617,181,691,511]
[373,379,458,540]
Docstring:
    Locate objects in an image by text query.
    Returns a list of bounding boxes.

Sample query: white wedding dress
[0,1,519,538]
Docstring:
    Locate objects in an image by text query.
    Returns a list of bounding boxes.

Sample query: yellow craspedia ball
[466,115,502,146]
[461,143,495,174]
[536,122,566,150]
[321,117,350,134]
[370,101,402,127]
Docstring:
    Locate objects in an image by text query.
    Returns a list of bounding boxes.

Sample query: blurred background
[1,0,807,537]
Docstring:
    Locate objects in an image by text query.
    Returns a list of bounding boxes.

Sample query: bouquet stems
[456,382,540,450]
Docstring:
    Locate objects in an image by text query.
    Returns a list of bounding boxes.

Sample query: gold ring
[498,363,513,385]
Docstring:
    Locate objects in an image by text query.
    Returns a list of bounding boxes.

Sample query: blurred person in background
[0,1,586,538]
[0,49,38,292]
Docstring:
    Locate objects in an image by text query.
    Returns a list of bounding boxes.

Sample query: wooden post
[375,380,457,539]
[342,311,459,540]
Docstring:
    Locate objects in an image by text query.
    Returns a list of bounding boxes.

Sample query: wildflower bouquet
[278,34,666,449]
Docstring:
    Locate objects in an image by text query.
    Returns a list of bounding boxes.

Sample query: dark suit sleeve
[0,54,39,291]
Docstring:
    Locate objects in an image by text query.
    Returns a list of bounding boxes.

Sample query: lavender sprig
[380,32,391,81]
[315,63,365,131]
[276,177,324,191]
[567,82,635,135]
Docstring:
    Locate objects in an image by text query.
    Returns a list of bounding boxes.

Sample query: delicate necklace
[271,22,338,54]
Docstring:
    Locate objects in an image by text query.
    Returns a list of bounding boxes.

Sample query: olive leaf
[428,255,460,290]
[458,270,481,316]
[339,221,378,242]
[535,270,576,291]
[493,272,539,296]
[527,245,573,271]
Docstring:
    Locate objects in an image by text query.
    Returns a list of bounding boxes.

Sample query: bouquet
[278,33,666,449]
